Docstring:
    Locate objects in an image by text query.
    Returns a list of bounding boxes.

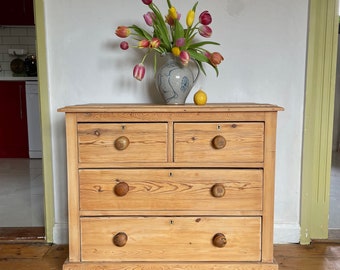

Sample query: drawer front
[78,123,167,163]
[79,169,263,212]
[81,217,261,262]
[174,122,264,163]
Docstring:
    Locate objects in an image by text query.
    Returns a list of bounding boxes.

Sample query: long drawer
[174,122,264,163]
[77,123,168,163]
[79,169,263,212]
[81,217,261,262]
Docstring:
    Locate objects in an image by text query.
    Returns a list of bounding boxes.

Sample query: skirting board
[53,223,68,244]
[274,223,300,244]
[53,222,301,245]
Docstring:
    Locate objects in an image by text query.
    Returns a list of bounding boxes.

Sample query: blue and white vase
[155,54,200,104]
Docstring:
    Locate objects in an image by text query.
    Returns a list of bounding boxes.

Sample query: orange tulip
[209,52,224,66]
[115,26,130,38]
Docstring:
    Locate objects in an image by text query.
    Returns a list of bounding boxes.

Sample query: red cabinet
[0,81,29,158]
[0,0,34,26]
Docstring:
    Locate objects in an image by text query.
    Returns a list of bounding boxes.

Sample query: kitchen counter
[0,76,38,81]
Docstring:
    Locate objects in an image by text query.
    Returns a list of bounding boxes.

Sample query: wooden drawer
[77,123,167,163]
[79,169,263,212]
[174,122,264,163]
[81,217,261,262]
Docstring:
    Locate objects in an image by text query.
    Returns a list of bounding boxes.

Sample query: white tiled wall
[0,26,36,77]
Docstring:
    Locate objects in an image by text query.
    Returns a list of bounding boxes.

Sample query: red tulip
[138,39,150,48]
[142,0,152,5]
[133,63,146,81]
[199,10,212,25]
[120,41,129,50]
[199,25,212,38]
[209,52,224,66]
[115,26,130,38]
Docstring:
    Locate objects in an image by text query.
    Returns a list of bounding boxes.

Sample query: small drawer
[174,122,264,163]
[79,169,263,212]
[81,216,261,262]
[77,123,167,163]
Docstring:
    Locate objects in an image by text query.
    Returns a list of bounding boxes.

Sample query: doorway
[0,7,45,241]
[329,20,340,239]
[0,26,45,240]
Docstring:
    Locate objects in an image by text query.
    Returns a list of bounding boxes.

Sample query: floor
[0,158,44,227]
[0,242,339,270]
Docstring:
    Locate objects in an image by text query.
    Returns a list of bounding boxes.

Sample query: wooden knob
[212,135,226,149]
[212,233,227,248]
[113,232,128,247]
[114,136,130,150]
[114,182,129,196]
[211,184,225,198]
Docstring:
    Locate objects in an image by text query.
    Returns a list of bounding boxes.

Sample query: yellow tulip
[171,47,181,56]
[186,10,195,27]
[168,6,178,20]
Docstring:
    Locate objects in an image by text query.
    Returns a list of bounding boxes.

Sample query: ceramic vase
[155,54,200,104]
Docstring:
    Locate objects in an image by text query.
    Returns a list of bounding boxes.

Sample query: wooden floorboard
[0,242,338,270]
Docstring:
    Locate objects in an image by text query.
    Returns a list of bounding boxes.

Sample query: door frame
[34,0,54,243]
[300,0,338,244]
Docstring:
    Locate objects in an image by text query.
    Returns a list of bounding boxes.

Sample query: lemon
[194,89,207,105]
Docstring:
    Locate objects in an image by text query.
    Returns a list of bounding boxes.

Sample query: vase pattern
[155,55,200,104]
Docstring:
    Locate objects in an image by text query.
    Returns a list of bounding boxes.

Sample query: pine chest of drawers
[58,103,283,270]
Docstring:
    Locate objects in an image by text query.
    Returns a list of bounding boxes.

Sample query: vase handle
[192,59,200,84]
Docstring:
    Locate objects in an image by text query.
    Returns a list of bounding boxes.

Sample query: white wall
[44,0,309,244]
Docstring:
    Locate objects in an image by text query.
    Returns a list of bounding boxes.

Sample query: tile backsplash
[0,26,36,77]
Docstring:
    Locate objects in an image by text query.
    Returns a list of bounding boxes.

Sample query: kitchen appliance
[24,55,37,76]
[10,58,25,75]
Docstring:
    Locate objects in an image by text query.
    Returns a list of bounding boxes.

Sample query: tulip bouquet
[115,0,224,81]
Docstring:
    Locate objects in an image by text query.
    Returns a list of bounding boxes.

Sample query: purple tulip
[176,37,186,47]
[143,12,155,26]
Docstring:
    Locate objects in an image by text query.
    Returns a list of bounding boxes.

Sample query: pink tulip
[179,50,190,65]
[199,25,212,38]
[120,41,129,50]
[199,11,212,25]
[133,63,146,81]
[115,26,130,38]
[142,0,152,5]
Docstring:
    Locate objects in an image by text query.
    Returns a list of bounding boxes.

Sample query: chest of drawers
[58,103,283,270]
